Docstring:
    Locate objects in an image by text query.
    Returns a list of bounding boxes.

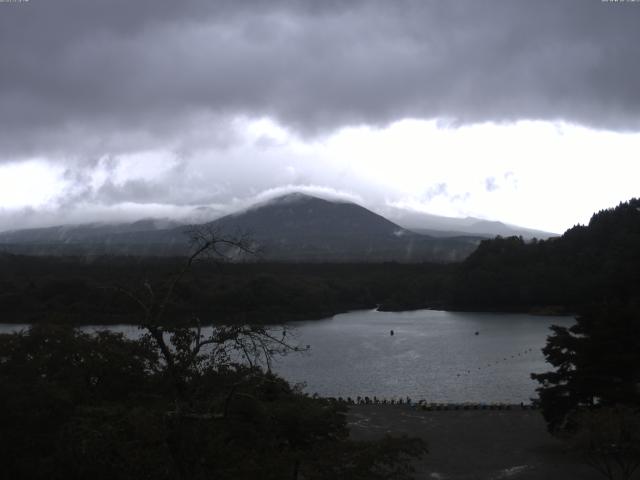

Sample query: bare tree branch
[106,225,303,403]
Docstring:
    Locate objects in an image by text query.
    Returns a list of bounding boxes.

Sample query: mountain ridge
[0,193,484,261]
[384,208,556,239]
[201,193,480,262]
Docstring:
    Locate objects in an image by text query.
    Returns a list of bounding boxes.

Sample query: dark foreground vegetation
[0,198,638,479]
[0,324,425,480]
[531,299,640,480]
[524,199,640,480]
[0,230,427,480]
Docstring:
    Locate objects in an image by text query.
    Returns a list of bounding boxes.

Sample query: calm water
[0,309,574,403]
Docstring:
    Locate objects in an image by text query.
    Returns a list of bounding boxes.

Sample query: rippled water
[270,309,574,404]
[0,309,574,403]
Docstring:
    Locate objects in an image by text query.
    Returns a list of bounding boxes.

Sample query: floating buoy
[390,330,394,336]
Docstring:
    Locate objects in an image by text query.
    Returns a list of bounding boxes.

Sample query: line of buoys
[322,396,539,410]
[454,347,538,378]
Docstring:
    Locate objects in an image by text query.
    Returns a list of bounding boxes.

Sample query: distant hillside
[451,198,640,311]
[463,219,555,239]
[386,208,556,239]
[0,219,183,244]
[0,193,482,262]
[0,219,187,256]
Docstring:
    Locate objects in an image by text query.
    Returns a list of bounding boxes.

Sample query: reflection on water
[0,309,574,403]
[271,309,574,404]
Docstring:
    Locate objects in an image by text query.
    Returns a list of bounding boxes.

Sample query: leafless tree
[115,225,302,399]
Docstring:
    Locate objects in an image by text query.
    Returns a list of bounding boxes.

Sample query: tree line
[2,199,638,325]
[0,228,427,479]
[452,198,640,312]
[0,256,453,324]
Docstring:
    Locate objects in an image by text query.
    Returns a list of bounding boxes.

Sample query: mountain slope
[0,219,183,244]
[385,207,557,239]
[206,193,481,261]
[0,219,188,256]
[0,193,482,262]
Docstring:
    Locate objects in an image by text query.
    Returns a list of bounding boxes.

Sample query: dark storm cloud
[1,0,640,162]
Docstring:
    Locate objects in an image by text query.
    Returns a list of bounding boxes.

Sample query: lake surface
[271,309,574,404]
[0,309,574,404]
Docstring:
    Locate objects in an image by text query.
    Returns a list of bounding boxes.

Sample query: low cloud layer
[2,0,640,162]
[2,1,640,233]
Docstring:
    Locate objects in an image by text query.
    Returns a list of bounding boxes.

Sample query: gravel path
[347,405,601,480]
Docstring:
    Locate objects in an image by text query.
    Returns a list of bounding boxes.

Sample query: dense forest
[1,199,638,324]
[452,198,640,313]
[0,257,452,325]
[525,202,640,477]
[0,324,426,479]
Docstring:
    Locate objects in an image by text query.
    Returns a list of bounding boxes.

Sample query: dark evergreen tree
[532,301,640,433]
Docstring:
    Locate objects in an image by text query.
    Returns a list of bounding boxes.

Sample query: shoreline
[0,304,574,327]
[378,303,575,317]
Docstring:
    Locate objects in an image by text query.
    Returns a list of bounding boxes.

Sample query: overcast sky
[1,0,639,233]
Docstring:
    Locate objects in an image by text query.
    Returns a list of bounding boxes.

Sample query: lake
[0,309,574,404]
[271,309,573,404]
